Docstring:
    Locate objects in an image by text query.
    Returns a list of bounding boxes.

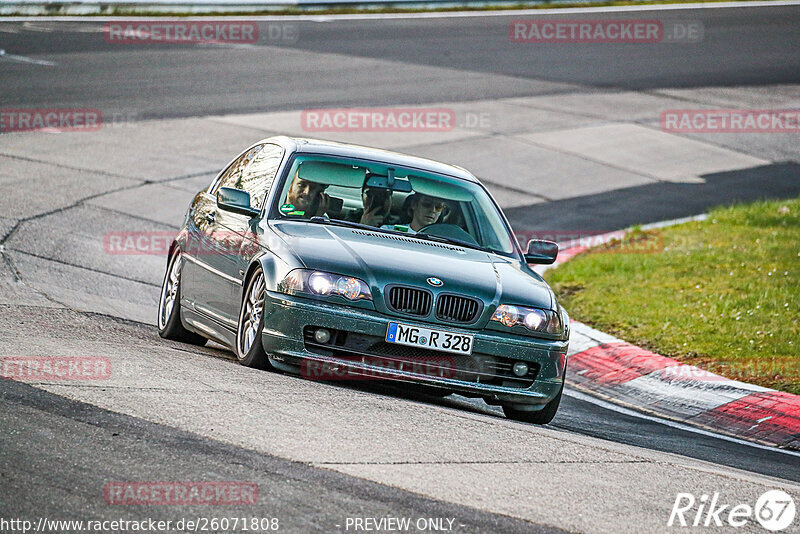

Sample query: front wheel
[158,248,207,346]
[235,268,272,369]
[502,381,563,425]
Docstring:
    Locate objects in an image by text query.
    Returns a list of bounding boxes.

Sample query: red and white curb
[535,217,800,450]
[566,322,800,450]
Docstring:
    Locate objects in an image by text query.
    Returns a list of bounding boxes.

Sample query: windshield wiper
[410,232,493,254]
[308,217,496,254]
[308,216,381,232]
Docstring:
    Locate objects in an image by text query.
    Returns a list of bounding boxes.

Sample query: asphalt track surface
[0,376,557,534]
[1,5,799,117]
[2,4,800,533]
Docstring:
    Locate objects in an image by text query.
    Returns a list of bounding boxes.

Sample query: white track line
[0,0,799,21]
[0,49,55,65]
[565,388,800,458]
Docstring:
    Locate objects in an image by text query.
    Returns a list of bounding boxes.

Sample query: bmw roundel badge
[427,277,443,287]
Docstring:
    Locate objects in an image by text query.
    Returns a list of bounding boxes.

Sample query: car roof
[259,136,480,184]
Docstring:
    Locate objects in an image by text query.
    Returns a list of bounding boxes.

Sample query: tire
[235,267,272,369]
[158,247,207,346]
[502,379,564,425]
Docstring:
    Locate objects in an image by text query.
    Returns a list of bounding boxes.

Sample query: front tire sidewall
[235,269,271,369]
[503,379,564,425]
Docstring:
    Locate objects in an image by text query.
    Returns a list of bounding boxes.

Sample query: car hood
[271,221,554,324]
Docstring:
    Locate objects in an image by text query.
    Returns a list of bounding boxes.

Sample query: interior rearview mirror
[365,173,413,193]
[216,187,260,217]
[524,239,558,264]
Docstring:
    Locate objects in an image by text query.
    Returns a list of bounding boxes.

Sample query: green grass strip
[546,196,800,395]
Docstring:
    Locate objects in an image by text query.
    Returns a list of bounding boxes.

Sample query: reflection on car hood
[271,221,554,315]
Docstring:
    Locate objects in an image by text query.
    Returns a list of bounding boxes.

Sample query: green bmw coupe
[158,136,569,424]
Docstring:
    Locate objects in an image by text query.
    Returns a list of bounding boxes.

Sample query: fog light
[314,328,331,344]
[512,362,529,377]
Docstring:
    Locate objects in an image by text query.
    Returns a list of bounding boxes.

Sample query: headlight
[335,276,364,300]
[278,269,372,301]
[491,304,562,335]
[308,271,333,296]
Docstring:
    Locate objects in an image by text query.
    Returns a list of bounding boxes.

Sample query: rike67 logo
[668,490,796,531]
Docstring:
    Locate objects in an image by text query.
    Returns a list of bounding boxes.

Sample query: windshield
[271,155,516,256]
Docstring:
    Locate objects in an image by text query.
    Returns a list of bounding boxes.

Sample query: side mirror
[216,187,260,217]
[524,239,559,264]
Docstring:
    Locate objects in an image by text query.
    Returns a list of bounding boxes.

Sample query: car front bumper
[260,291,568,409]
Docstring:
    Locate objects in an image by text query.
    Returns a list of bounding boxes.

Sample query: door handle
[204,212,216,223]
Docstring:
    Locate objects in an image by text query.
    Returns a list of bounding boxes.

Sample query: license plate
[385,322,474,355]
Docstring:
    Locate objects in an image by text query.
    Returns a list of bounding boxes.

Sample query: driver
[286,170,329,217]
[382,193,445,233]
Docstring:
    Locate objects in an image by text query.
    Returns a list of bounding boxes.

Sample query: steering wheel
[417,223,480,247]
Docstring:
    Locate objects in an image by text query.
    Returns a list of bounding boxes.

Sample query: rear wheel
[502,380,563,425]
[158,248,207,346]
[235,268,272,369]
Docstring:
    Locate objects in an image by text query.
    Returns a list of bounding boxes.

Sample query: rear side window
[212,143,284,210]
[238,144,284,209]
[212,144,264,194]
